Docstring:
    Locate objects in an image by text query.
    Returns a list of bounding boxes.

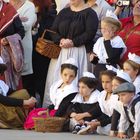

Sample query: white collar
[71,89,100,104]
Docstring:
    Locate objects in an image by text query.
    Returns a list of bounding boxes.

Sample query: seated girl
[123,53,140,94]
[24,58,78,129]
[79,70,118,135]
[68,72,100,134]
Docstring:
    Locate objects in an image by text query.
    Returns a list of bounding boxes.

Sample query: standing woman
[10,0,37,95]
[0,0,25,89]
[31,0,57,106]
[43,0,98,106]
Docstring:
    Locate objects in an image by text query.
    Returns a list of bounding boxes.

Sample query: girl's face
[79,82,93,98]
[61,68,76,85]
[119,92,134,105]
[123,62,138,80]
[112,79,121,91]
[101,22,115,39]
[101,75,113,93]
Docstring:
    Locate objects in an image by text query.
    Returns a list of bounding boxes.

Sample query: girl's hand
[77,119,84,125]
[117,132,127,139]
[38,110,47,116]
[23,97,37,108]
[74,113,85,121]
[1,38,9,46]
[86,120,100,131]
[59,39,74,48]
[89,53,98,62]
[70,112,77,118]
[101,28,114,40]
[20,16,28,22]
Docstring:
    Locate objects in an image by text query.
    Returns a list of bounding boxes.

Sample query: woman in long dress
[43,0,98,107]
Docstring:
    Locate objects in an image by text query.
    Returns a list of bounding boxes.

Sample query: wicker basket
[35,29,61,59]
[33,111,65,132]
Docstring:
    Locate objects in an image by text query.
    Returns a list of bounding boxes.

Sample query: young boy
[113,82,140,140]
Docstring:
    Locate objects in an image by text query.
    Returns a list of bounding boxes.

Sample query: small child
[109,69,132,136]
[84,70,118,135]
[123,53,140,94]
[69,72,100,134]
[113,82,140,140]
[24,58,79,129]
[90,10,126,86]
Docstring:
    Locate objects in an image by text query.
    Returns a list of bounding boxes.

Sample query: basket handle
[41,29,56,39]
[46,109,50,118]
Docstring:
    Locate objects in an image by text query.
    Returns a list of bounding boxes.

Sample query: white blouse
[98,90,118,117]
[50,80,78,110]
[133,75,140,94]
[93,36,127,64]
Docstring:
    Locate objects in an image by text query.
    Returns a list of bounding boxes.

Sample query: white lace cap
[128,52,140,65]
[117,70,132,83]
[62,58,78,68]
[106,65,117,73]
[83,72,95,78]
[106,10,119,21]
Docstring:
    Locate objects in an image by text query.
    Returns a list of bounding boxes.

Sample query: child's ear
[135,69,139,75]
[0,64,7,75]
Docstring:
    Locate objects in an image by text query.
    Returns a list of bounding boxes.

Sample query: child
[113,82,140,140]
[123,53,140,94]
[90,10,126,87]
[69,72,100,134]
[108,68,132,136]
[83,70,118,135]
[24,58,79,129]
[75,70,118,135]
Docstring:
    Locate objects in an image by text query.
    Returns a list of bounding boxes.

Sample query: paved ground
[0,129,123,140]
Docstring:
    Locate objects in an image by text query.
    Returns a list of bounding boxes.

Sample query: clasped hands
[59,38,74,48]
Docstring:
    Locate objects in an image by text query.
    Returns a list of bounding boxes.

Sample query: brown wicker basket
[35,29,61,59]
[33,111,65,132]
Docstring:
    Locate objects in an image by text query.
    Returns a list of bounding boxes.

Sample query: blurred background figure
[0,0,25,89]
[10,0,37,96]
[31,0,57,107]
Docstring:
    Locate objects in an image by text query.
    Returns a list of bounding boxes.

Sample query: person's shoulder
[86,7,97,15]
[24,0,35,9]
[58,7,70,14]
[119,17,133,25]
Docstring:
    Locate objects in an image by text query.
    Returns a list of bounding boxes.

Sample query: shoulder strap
[131,96,140,117]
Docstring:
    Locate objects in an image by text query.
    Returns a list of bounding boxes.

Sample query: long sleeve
[55,93,77,117]
[97,113,112,127]
[0,94,23,106]
[104,40,123,64]
[118,110,128,132]
[13,16,25,39]
[20,2,37,31]
[51,10,63,44]
[111,109,120,131]
[134,102,140,132]
[72,11,98,47]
